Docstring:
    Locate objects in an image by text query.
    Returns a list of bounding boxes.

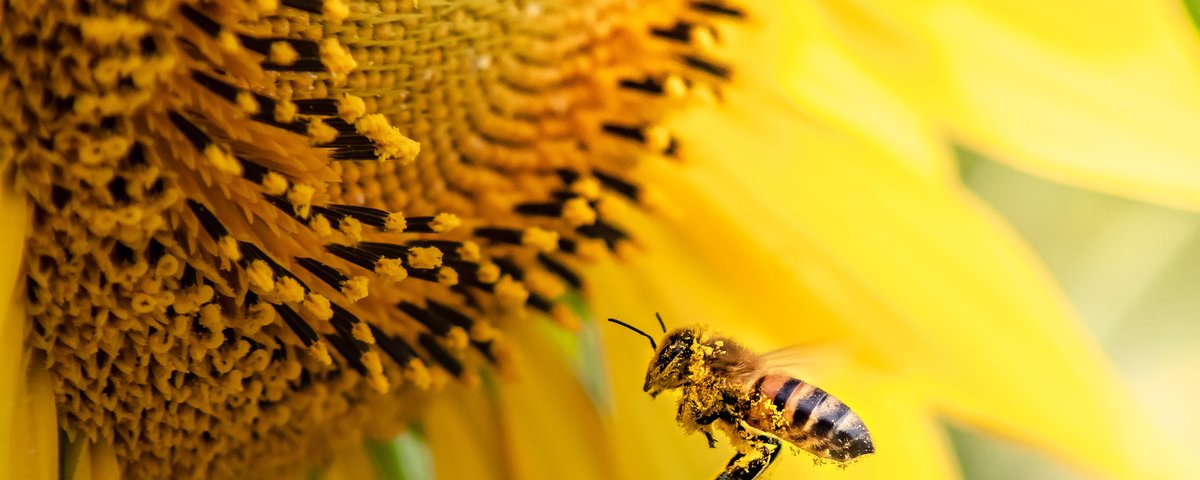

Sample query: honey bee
[608,315,873,480]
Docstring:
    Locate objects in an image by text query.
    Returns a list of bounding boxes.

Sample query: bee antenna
[655,312,667,333]
[607,318,658,350]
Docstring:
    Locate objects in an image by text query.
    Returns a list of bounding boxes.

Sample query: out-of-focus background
[952,149,1200,479]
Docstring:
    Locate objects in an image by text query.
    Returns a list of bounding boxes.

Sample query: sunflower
[1,0,1195,479]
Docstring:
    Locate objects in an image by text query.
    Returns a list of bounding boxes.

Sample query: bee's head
[642,327,702,397]
[608,315,707,398]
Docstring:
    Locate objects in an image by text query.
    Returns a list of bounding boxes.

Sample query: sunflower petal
[835,0,1200,210]
[424,323,619,480]
[0,180,56,480]
[721,1,954,181]
[638,89,1196,477]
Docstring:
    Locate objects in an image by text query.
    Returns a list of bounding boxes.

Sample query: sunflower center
[1,0,742,477]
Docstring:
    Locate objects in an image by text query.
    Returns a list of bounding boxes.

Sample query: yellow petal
[720,0,954,182]
[424,323,618,480]
[834,0,1200,210]
[0,178,57,480]
[630,88,1195,477]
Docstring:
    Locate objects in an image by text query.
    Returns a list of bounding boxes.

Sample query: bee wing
[758,339,854,378]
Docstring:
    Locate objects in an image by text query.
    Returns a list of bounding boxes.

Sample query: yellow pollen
[262,172,289,196]
[470,323,496,341]
[310,215,335,237]
[576,239,609,261]
[246,260,276,293]
[406,247,443,269]
[255,0,279,14]
[341,276,369,302]
[476,262,501,284]
[204,144,242,175]
[307,118,338,144]
[521,227,559,253]
[664,75,688,99]
[570,178,602,200]
[274,99,298,123]
[406,359,432,390]
[80,15,149,45]
[287,184,316,219]
[447,327,469,350]
[385,212,407,232]
[218,236,242,261]
[362,352,390,393]
[644,125,673,154]
[524,270,565,299]
[691,26,718,51]
[430,212,461,232]
[217,30,240,52]
[276,276,306,303]
[338,94,367,122]
[319,38,356,80]
[494,275,529,310]
[355,114,420,163]
[323,0,350,22]
[269,41,298,66]
[302,293,333,321]
[561,197,597,227]
[339,217,364,241]
[352,323,375,344]
[309,342,333,366]
[375,258,408,282]
[438,267,459,286]
[236,91,260,114]
[457,241,481,262]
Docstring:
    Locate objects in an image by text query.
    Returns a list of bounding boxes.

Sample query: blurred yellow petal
[1,178,55,480]
[828,0,1200,210]
[88,442,120,480]
[425,323,621,480]
[63,439,120,480]
[722,1,953,181]
[628,86,1192,477]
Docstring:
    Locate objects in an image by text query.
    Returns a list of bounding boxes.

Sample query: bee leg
[715,426,782,480]
[703,429,718,448]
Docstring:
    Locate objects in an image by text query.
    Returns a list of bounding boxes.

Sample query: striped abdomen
[748,374,874,462]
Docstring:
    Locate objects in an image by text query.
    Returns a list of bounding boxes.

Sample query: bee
[608,315,873,480]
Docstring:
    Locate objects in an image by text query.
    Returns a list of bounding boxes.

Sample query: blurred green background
[951,149,1200,479]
